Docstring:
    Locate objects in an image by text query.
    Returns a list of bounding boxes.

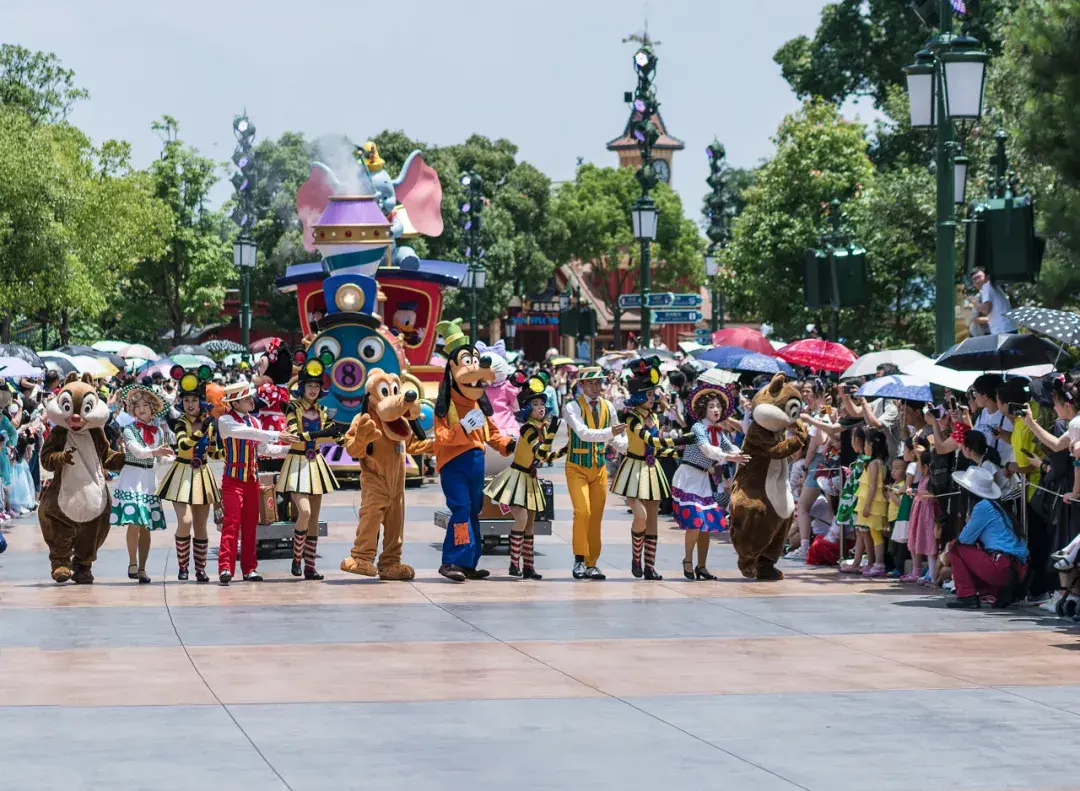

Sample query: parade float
[275,140,551,550]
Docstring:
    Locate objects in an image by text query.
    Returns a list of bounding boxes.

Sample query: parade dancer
[432,319,515,583]
[110,384,174,584]
[157,366,220,582]
[276,353,341,580]
[562,366,626,580]
[610,358,690,580]
[485,375,568,579]
[671,382,748,580]
[216,381,296,584]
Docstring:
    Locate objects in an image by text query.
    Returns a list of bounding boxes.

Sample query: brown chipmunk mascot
[341,370,432,580]
[728,373,809,581]
[39,373,126,583]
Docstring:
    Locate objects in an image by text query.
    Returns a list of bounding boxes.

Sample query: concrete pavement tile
[0,705,282,791]
[185,641,601,704]
[442,598,792,642]
[0,647,216,706]
[630,688,1080,791]
[513,635,974,696]
[228,698,803,791]
[0,605,180,649]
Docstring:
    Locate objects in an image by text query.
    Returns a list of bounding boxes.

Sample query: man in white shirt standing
[969,267,1017,335]
[562,367,626,579]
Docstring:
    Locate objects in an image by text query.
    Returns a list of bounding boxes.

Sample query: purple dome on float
[312,194,392,275]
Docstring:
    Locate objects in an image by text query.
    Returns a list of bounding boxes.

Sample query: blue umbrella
[855,375,933,402]
[695,345,794,376]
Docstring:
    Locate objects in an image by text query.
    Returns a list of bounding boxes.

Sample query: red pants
[950,543,1026,599]
[219,476,260,575]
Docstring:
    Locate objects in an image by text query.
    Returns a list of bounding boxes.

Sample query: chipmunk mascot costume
[432,319,515,582]
[340,369,431,580]
[728,373,809,581]
[38,373,126,583]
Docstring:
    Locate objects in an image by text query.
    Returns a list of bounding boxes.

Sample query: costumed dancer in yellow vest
[157,364,221,583]
[610,358,691,580]
[562,366,626,580]
[485,374,568,579]
[276,350,342,581]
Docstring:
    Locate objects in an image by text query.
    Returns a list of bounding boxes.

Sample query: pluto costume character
[432,319,515,582]
[38,374,126,583]
[341,369,431,580]
[728,374,809,581]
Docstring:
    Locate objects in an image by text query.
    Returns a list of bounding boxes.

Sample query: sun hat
[688,381,737,421]
[118,383,166,419]
[222,381,257,404]
[578,366,604,381]
[951,466,1002,501]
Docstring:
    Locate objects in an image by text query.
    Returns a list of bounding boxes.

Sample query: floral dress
[834,454,869,528]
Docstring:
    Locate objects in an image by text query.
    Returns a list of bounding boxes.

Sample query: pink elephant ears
[396,151,444,237]
[296,164,339,252]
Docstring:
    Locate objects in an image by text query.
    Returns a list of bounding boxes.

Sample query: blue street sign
[671,293,703,308]
[694,328,713,339]
[653,309,704,325]
[617,292,675,309]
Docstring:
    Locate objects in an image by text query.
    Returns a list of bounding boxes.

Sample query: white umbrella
[841,349,930,380]
[92,340,129,353]
[698,368,740,386]
[120,343,159,361]
[906,359,978,392]
[71,355,117,378]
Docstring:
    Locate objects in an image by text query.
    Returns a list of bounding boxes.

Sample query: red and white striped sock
[644,535,658,570]
[632,532,645,566]
[192,538,208,574]
[175,536,191,573]
[304,535,318,572]
[509,531,524,567]
[292,529,306,566]
[523,534,535,570]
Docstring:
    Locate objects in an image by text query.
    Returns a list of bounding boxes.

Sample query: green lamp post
[705,139,730,333]
[230,112,257,359]
[459,172,485,346]
[903,0,989,353]
[624,37,661,349]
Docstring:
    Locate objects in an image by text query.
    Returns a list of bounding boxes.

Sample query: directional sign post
[652,309,704,325]
[671,293,704,308]
[617,292,675,310]
[694,328,714,342]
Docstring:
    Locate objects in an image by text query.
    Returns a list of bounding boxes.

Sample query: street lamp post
[903,0,989,353]
[705,139,730,333]
[230,111,257,359]
[624,36,662,349]
[460,172,485,346]
[233,236,257,351]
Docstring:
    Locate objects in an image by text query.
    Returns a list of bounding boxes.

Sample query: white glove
[460,408,486,432]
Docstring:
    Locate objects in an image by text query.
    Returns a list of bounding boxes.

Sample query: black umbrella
[170,344,212,357]
[203,339,245,354]
[0,344,44,369]
[56,344,125,370]
[936,333,1063,372]
[1004,306,1080,347]
[38,353,77,376]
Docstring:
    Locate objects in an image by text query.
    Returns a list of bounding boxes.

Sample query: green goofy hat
[436,318,471,357]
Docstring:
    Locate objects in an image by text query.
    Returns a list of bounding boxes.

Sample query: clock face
[654,158,671,183]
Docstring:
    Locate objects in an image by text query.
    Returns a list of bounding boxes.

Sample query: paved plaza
[2,464,1079,791]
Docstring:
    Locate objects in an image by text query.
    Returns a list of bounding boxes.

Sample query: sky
[3,0,881,217]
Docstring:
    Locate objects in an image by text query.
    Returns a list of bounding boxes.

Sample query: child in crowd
[836,426,868,572]
[886,456,911,577]
[903,450,939,583]
[849,428,889,577]
[7,435,37,514]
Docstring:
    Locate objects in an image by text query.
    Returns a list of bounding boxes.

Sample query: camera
[924,404,945,419]
[1008,402,1027,417]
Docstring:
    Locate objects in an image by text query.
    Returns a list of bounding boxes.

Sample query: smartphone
[947,397,958,411]
[1008,402,1026,417]
[924,404,945,419]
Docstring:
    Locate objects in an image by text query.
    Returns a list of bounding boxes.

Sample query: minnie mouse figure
[253,338,294,435]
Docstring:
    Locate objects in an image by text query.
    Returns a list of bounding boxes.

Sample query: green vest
[568,395,610,469]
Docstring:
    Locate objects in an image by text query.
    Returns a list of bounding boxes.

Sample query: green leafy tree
[722,101,875,343]
[551,164,704,346]
[121,116,232,345]
[0,44,88,124]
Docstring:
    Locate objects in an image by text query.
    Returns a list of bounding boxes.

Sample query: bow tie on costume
[136,421,158,445]
[707,425,724,446]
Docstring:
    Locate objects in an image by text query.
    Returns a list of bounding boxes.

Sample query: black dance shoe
[643,566,663,581]
[695,567,718,581]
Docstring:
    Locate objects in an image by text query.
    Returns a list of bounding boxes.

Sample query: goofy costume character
[433,319,515,582]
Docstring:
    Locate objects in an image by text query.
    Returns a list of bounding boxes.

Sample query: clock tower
[606,105,684,184]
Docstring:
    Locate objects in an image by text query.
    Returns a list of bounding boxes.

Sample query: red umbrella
[711,326,776,356]
[777,339,858,373]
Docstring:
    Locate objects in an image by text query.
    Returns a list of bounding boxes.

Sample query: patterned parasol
[1004,306,1080,347]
